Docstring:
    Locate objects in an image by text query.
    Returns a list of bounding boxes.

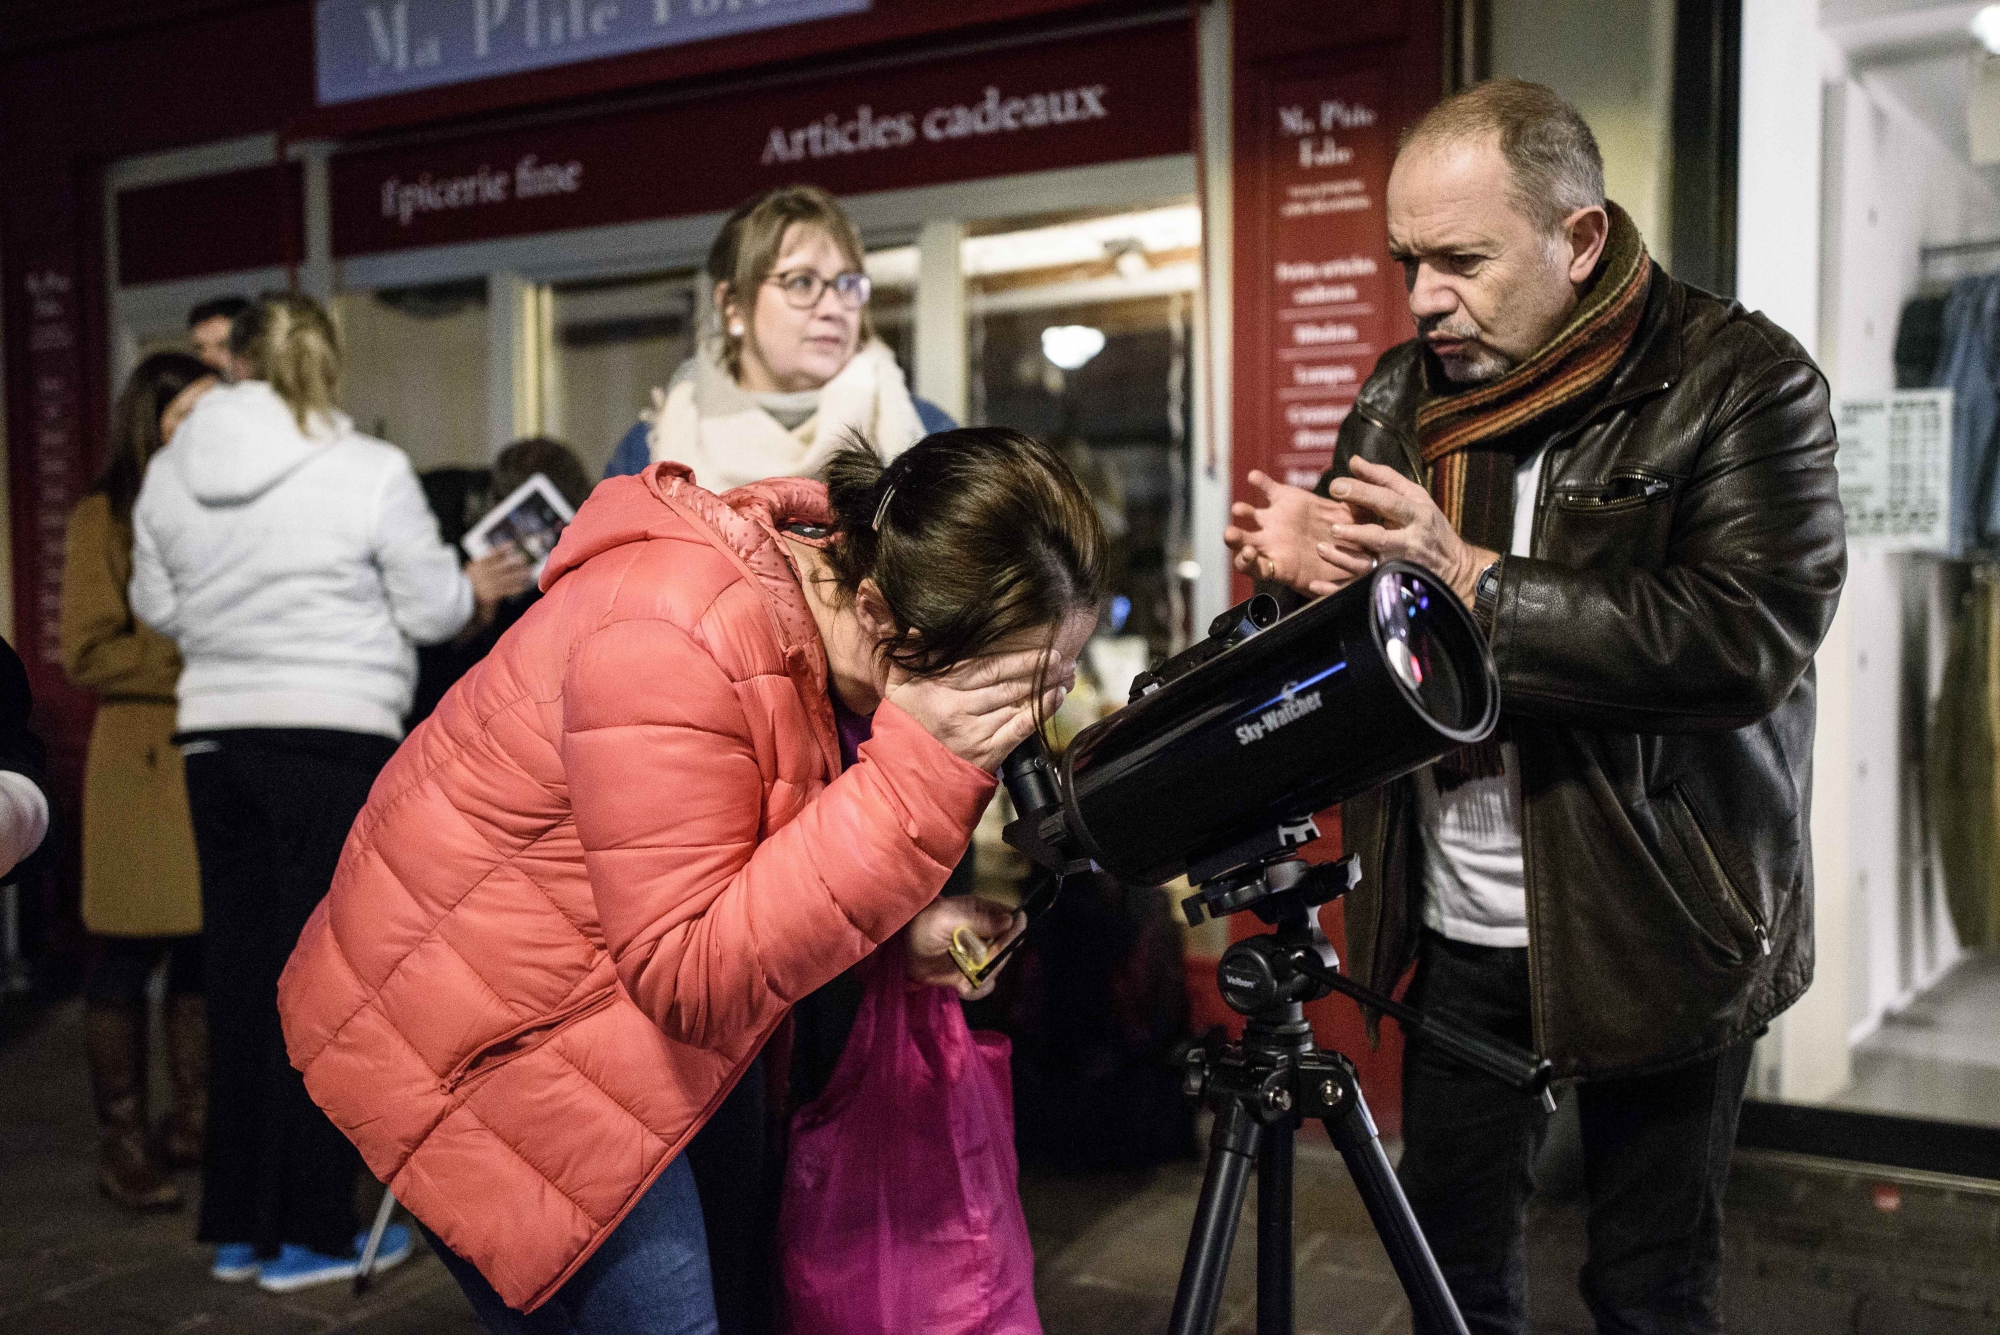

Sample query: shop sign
[117,163,305,287]
[316,0,871,105]
[1836,390,1952,553]
[331,19,1191,256]
[1236,67,1409,497]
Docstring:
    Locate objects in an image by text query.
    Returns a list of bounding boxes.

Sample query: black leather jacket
[1325,268,1846,1081]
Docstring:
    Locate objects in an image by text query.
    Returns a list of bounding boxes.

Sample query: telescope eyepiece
[999,738,1060,817]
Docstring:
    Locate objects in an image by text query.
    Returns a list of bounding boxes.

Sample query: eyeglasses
[765,268,872,311]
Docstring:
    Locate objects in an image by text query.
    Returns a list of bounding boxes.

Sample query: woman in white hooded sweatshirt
[130,292,530,1293]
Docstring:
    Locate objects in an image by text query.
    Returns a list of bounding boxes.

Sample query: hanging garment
[1895,293,1948,391]
[1934,275,2000,557]
[1928,565,2000,951]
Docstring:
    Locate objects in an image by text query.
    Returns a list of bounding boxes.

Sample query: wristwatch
[1472,559,1503,634]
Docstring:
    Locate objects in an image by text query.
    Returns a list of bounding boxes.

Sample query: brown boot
[84,1005,182,1212]
[161,995,207,1169]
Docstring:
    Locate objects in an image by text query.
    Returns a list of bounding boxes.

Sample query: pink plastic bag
[778,949,1043,1335]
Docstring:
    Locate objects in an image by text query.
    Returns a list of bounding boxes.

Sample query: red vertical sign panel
[11,251,97,962]
[1231,60,1415,603]
[17,260,88,686]
[1260,69,1409,491]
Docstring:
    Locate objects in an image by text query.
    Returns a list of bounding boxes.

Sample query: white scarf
[644,339,928,491]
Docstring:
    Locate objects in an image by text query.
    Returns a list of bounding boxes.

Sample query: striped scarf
[1423,202,1652,787]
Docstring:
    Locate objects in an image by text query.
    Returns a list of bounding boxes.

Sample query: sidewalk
[4,998,1998,1333]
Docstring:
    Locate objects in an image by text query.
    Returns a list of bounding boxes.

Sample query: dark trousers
[1397,930,1754,1335]
[181,727,398,1258]
[85,933,201,1006]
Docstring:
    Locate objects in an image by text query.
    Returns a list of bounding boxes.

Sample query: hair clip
[872,481,897,532]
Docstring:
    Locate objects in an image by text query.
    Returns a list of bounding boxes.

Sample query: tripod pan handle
[1405,1013,1556,1111]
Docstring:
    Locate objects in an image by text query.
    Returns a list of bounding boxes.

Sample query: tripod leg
[1322,1092,1470,1335]
[1168,1099,1262,1335]
[1256,1115,1294,1335]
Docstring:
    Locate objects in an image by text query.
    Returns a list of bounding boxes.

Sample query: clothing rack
[1922,237,2000,264]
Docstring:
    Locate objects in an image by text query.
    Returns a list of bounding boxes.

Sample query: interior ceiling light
[1976,5,2000,54]
[965,204,1201,278]
[1109,241,1150,280]
[1042,324,1106,370]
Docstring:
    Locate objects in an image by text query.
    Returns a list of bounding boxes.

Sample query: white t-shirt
[1414,445,1548,948]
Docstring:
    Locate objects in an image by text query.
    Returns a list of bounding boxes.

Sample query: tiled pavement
[5,999,1999,1333]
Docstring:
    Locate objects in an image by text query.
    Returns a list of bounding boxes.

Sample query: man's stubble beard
[1417,311,1520,385]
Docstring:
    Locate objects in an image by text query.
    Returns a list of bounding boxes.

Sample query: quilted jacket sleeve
[561,614,995,1051]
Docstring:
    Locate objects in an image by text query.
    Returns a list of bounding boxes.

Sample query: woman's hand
[885,647,1069,772]
[464,550,534,631]
[906,896,1025,999]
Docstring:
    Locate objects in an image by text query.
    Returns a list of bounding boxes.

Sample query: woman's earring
[728,321,745,337]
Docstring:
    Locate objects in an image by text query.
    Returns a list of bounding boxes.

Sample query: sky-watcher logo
[1235,685,1323,747]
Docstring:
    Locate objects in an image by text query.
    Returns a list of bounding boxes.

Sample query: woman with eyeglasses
[601,186,961,1335]
[602,184,952,485]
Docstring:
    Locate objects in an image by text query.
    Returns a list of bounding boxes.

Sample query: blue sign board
[316,0,872,105]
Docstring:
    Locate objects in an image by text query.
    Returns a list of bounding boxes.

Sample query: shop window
[965,204,1202,696]
[864,245,919,384]
[544,271,700,478]
[1487,0,1677,268]
[336,278,491,472]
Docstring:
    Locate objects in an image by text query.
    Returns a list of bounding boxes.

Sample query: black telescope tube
[1058,561,1499,888]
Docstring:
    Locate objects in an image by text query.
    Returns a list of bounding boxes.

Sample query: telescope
[1008,558,1498,896]
[978,560,1552,1335]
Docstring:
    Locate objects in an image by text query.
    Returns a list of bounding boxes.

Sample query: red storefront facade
[1,0,1445,1124]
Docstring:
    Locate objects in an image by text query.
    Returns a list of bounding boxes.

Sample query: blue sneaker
[210,1243,259,1282]
[254,1224,414,1294]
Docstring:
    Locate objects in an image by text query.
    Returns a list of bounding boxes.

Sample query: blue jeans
[423,1154,719,1335]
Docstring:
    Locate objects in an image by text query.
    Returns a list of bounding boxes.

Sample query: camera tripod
[1167,853,1556,1335]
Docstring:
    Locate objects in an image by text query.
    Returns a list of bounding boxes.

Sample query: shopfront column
[915,218,967,425]
[299,142,335,302]
[487,269,549,454]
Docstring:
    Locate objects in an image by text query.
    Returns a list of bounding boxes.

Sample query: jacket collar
[645,464,843,778]
[1592,262,1683,410]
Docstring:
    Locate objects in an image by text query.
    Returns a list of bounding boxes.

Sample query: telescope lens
[1374,569,1471,731]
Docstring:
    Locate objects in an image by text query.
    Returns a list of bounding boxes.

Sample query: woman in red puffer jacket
[278,428,1104,1332]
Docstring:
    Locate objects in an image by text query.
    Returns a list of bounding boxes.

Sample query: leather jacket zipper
[441,988,618,1093]
[1671,784,1771,959]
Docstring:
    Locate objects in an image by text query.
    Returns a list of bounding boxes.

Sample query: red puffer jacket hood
[278,463,995,1311]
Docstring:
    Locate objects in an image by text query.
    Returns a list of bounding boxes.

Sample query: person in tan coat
[60,350,215,1211]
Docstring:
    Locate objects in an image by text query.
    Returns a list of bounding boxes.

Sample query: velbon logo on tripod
[1234,683,1324,747]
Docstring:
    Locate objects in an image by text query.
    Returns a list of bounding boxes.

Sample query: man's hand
[1320,458,1498,603]
[906,895,1025,1000]
[1223,470,1376,597]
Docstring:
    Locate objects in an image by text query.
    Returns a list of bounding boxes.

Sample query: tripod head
[1181,843,1559,1111]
